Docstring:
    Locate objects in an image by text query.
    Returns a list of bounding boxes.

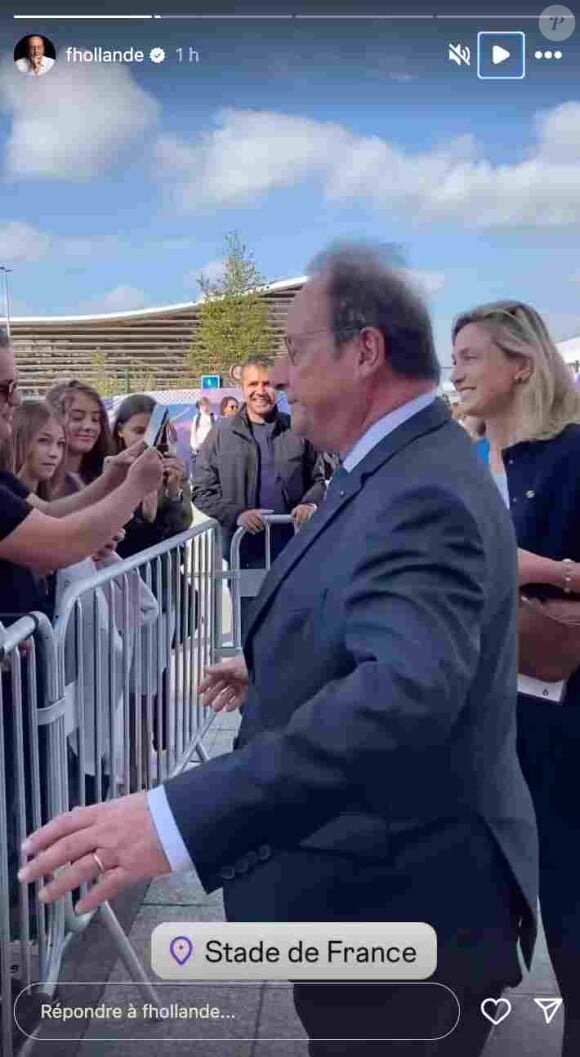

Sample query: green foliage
[90,352,158,397]
[90,351,120,398]
[187,232,274,384]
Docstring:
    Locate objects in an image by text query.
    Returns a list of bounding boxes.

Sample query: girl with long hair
[111,394,193,784]
[12,400,66,501]
[111,394,192,556]
[45,379,114,494]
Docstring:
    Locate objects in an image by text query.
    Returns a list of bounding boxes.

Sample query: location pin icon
[170,935,193,966]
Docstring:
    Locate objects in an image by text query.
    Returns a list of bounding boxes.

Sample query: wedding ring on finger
[92,851,106,877]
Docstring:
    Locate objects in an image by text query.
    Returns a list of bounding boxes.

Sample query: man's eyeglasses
[283,327,361,365]
[0,380,20,403]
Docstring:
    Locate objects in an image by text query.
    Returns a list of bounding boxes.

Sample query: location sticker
[170,935,193,966]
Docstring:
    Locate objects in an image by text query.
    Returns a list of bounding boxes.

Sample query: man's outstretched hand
[18,792,171,914]
[200,657,249,712]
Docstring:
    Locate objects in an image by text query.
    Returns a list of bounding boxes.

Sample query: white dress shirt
[16,56,55,76]
[148,387,439,872]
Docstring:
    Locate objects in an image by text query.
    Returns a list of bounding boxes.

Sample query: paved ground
[26,702,563,1057]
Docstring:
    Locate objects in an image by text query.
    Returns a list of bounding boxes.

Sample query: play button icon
[478,32,526,79]
[492,44,511,64]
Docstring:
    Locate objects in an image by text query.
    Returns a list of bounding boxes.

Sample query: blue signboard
[200,374,221,389]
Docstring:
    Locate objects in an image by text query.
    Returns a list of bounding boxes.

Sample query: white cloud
[154,102,580,228]
[0,60,159,180]
[184,258,227,287]
[0,222,122,265]
[0,220,51,263]
[92,285,147,313]
[404,270,446,296]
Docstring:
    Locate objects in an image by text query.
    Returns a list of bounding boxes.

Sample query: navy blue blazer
[165,400,538,963]
[503,424,580,570]
[504,424,580,705]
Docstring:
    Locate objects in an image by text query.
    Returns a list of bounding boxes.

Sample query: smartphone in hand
[144,404,170,449]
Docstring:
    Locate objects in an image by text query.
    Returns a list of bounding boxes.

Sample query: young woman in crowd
[112,394,192,556]
[0,333,162,631]
[112,394,193,782]
[0,337,162,985]
[45,379,114,495]
[190,395,215,460]
[451,301,580,1057]
[219,395,239,418]
[13,400,66,501]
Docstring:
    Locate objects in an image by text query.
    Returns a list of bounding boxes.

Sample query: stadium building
[9,277,306,396]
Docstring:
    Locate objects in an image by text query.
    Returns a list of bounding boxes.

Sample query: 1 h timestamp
[176,47,200,63]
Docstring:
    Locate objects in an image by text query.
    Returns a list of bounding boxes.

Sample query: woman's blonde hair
[12,400,66,500]
[452,301,580,443]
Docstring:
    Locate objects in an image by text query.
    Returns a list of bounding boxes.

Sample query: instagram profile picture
[14,34,56,77]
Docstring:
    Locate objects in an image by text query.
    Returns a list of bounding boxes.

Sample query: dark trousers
[517,695,580,1057]
[224,819,525,1056]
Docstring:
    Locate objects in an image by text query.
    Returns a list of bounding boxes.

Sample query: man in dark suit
[20,245,538,1055]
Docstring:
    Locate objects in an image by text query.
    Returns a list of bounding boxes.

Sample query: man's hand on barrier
[128,447,164,498]
[291,503,317,527]
[200,657,249,712]
[18,792,171,914]
[103,440,147,488]
[237,509,267,534]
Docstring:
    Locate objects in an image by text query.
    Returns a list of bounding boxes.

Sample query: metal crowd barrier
[1,519,223,1057]
[0,612,69,1057]
[229,515,296,650]
[53,520,223,801]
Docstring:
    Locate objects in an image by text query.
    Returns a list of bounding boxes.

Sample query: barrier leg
[96,901,159,1006]
[195,741,210,763]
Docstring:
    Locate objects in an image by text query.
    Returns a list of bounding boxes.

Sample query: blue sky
[1,9,580,376]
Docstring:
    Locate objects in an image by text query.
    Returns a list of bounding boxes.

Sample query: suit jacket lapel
[244,398,450,640]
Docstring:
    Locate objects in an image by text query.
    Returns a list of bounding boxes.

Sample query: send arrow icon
[492,44,511,64]
[534,998,563,1025]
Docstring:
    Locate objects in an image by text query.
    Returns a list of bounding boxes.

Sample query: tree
[187,232,274,383]
[90,352,158,397]
[90,351,120,398]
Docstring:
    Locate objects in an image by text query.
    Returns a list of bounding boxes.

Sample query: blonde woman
[451,301,580,1057]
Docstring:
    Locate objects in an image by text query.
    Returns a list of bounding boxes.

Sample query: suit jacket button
[246,851,259,867]
[257,844,272,861]
[220,866,236,881]
[526,490,535,498]
[235,857,250,874]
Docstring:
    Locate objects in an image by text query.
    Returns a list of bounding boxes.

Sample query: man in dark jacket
[191,355,326,637]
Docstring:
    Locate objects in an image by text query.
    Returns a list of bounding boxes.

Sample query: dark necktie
[325,465,349,501]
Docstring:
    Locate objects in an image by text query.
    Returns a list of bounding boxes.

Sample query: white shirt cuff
[147,784,194,873]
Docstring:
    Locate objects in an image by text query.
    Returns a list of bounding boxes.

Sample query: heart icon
[480,998,512,1026]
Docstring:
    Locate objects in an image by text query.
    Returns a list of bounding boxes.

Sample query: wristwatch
[562,558,574,594]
